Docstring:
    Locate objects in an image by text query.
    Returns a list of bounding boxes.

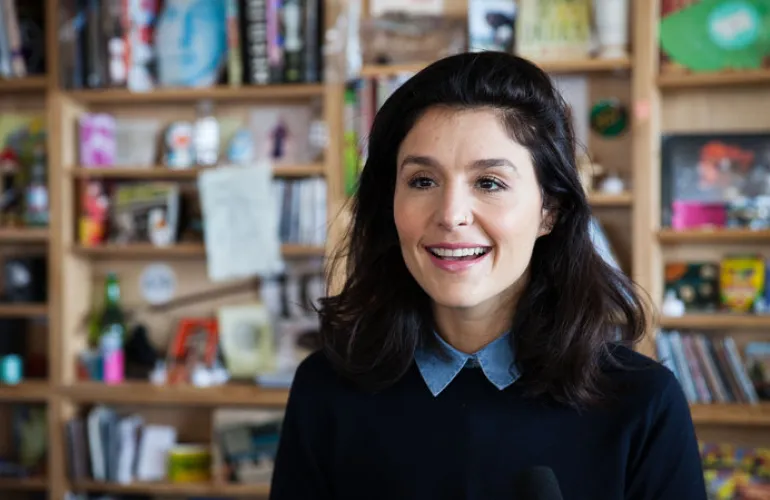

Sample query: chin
[426,287,488,310]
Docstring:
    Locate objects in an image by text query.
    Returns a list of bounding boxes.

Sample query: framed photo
[660,132,770,227]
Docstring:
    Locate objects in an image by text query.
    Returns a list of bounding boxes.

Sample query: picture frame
[660,132,770,227]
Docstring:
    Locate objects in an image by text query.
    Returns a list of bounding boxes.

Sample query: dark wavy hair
[318,51,649,409]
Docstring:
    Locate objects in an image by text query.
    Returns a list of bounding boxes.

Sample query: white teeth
[429,247,488,258]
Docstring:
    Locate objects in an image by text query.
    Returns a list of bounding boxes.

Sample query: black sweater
[269,346,707,500]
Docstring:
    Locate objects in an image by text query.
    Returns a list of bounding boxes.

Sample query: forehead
[397,107,532,167]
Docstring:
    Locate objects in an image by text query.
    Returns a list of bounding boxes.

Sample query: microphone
[513,466,564,500]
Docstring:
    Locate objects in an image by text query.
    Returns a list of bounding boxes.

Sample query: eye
[476,176,507,192]
[407,175,437,190]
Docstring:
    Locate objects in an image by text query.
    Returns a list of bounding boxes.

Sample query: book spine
[282,0,302,82]
[303,0,320,82]
[226,0,243,86]
[3,0,26,77]
[266,0,283,83]
[242,0,269,84]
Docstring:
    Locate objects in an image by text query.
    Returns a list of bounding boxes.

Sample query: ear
[538,208,556,237]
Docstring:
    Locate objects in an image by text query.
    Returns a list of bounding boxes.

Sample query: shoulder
[291,350,339,392]
[600,343,690,424]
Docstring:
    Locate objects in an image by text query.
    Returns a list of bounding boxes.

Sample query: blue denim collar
[414,330,520,397]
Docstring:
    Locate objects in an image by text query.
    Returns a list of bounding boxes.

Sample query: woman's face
[394,107,551,312]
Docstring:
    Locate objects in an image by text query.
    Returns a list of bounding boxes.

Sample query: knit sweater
[269,345,707,500]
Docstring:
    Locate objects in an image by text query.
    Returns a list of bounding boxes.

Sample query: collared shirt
[414,331,520,397]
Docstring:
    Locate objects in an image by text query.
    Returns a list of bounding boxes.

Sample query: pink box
[79,113,116,167]
[671,201,726,230]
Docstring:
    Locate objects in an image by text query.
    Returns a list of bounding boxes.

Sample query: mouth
[424,246,492,261]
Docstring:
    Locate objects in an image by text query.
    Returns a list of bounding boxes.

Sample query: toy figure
[697,141,755,190]
[0,148,22,226]
[79,181,109,245]
[270,118,289,160]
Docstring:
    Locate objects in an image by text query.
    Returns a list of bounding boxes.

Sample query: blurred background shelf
[657,229,770,244]
[0,228,49,243]
[0,75,48,92]
[658,69,770,89]
[690,404,770,426]
[0,381,50,402]
[0,303,48,318]
[61,382,289,407]
[70,480,270,497]
[588,192,633,207]
[63,83,326,104]
[659,315,770,330]
[70,163,326,179]
[360,57,631,78]
[71,243,325,259]
[0,476,49,491]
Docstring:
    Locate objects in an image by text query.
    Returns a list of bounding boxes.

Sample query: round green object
[590,99,628,137]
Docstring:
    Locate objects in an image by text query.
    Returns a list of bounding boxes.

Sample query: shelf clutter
[0,0,768,498]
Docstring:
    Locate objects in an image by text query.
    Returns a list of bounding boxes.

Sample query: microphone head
[514,466,563,500]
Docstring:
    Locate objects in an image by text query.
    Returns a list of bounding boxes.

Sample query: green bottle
[97,273,126,344]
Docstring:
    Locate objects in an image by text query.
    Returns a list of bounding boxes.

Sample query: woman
[269,52,706,500]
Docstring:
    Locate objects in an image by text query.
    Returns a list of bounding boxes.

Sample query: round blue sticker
[708,0,760,50]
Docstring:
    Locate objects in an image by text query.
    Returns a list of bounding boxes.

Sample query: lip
[423,244,492,273]
[424,242,490,249]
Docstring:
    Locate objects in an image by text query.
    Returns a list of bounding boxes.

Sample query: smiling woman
[269,52,707,500]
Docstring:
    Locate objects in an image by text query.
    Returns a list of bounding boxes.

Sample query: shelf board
[0,75,48,92]
[0,227,49,243]
[70,163,325,179]
[588,191,632,207]
[690,403,770,426]
[538,57,631,73]
[72,480,269,496]
[64,83,325,104]
[73,243,325,259]
[659,314,770,330]
[360,57,631,78]
[62,382,289,407]
[658,68,770,89]
[0,303,48,318]
[0,476,49,491]
[657,228,770,243]
[0,381,50,402]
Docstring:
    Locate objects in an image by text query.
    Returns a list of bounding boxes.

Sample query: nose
[435,184,473,230]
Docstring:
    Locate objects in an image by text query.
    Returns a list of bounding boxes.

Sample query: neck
[432,282,522,354]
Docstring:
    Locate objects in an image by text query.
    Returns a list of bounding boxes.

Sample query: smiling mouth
[426,246,492,261]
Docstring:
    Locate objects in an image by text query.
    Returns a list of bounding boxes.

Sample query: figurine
[164,121,194,169]
[227,128,254,166]
[0,148,22,226]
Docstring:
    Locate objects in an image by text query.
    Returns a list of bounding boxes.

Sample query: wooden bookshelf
[0,303,48,318]
[657,228,770,244]
[659,315,770,330]
[63,83,325,104]
[0,476,49,491]
[588,191,633,207]
[0,227,49,243]
[72,243,325,259]
[0,381,51,402]
[71,480,270,497]
[690,404,770,426]
[658,69,770,89]
[61,382,289,407]
[70,163,326,179]
[0,75,48,92]
[360,57,631,78]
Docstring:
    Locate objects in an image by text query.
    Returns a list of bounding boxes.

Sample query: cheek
[485,202,543,248]
[393,193,421,244]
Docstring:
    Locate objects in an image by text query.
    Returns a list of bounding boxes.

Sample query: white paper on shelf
[551,75,589,156]
[369,0,444,16]
[198,163,284,282]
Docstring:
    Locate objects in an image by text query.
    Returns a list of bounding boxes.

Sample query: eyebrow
[399,155,518,173]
